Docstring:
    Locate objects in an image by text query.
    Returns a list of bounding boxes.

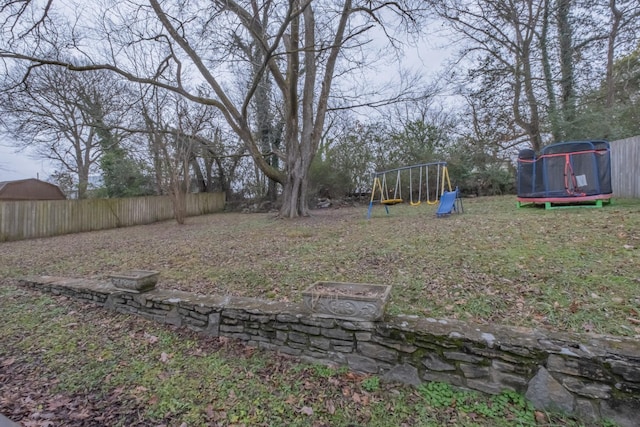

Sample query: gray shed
[0,178,66,201]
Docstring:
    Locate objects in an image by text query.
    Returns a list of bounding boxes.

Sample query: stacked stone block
[18,276,640,427]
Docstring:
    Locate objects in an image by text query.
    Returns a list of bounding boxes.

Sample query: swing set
[367,162,456,219]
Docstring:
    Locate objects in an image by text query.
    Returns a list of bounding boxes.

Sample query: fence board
[0,192,225,242]
[610,136,640,198]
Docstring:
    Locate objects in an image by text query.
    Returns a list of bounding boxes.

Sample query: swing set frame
[367,162,452,219]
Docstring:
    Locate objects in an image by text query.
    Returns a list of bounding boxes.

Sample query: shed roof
[0,178,66,201]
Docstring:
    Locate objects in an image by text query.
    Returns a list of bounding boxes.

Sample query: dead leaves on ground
[1,199,639,336]
[1,288,390,426]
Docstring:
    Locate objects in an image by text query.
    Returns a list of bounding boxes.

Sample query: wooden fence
[610,135,640,198]
[0,192,225,242]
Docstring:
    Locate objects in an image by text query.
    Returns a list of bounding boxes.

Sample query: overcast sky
[0,144,52,182]
[0,20,452,184]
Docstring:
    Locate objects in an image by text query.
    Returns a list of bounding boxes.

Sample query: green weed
[361,376,380,392]
[418,383,539,425]
[418,381,458,407]
[0,286,616,426]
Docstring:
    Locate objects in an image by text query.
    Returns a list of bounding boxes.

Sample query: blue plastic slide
[436,190,458,217]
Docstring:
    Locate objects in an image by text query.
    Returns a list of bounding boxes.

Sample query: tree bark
[557,0,576,131]
[77,166,89,200]
[540,0,561,142]
[605,0,623,108]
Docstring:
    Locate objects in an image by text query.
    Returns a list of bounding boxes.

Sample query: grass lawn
[1,195,638,425]
[0,285,597,426]
[1,195,639,336]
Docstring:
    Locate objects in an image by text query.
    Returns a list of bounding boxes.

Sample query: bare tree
[140,87,229,195]
[604,0,640,107]
[1,0,427,217]
[430,0,640,148]
[0,65,130,198]
[230,14,283,202]
[432,0,547,151]
[138,87,196,223]
[137,85,250,221]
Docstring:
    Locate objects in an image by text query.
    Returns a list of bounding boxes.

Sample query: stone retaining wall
[19,276,640,427]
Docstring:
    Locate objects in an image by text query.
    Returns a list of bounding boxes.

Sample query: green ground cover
[0,285,605,426]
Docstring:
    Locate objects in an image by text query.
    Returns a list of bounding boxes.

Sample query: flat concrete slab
[0,413,20,427]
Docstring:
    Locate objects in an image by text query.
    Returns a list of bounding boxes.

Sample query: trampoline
[517,140,612,209]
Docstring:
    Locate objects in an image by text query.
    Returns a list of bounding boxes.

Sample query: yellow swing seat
[381,198,403,205]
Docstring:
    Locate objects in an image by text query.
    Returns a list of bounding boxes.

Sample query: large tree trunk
[605,0,623,108]
[512,7,543,152]
[77,166,89,199]
[280,155,311,218]
[276,1,348,218]
[168,157,189,224]
[522,47,543,152]
[190,157,207,192]
[557,0,576,134]
[540,0,561,142]
[205,156,214,193]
